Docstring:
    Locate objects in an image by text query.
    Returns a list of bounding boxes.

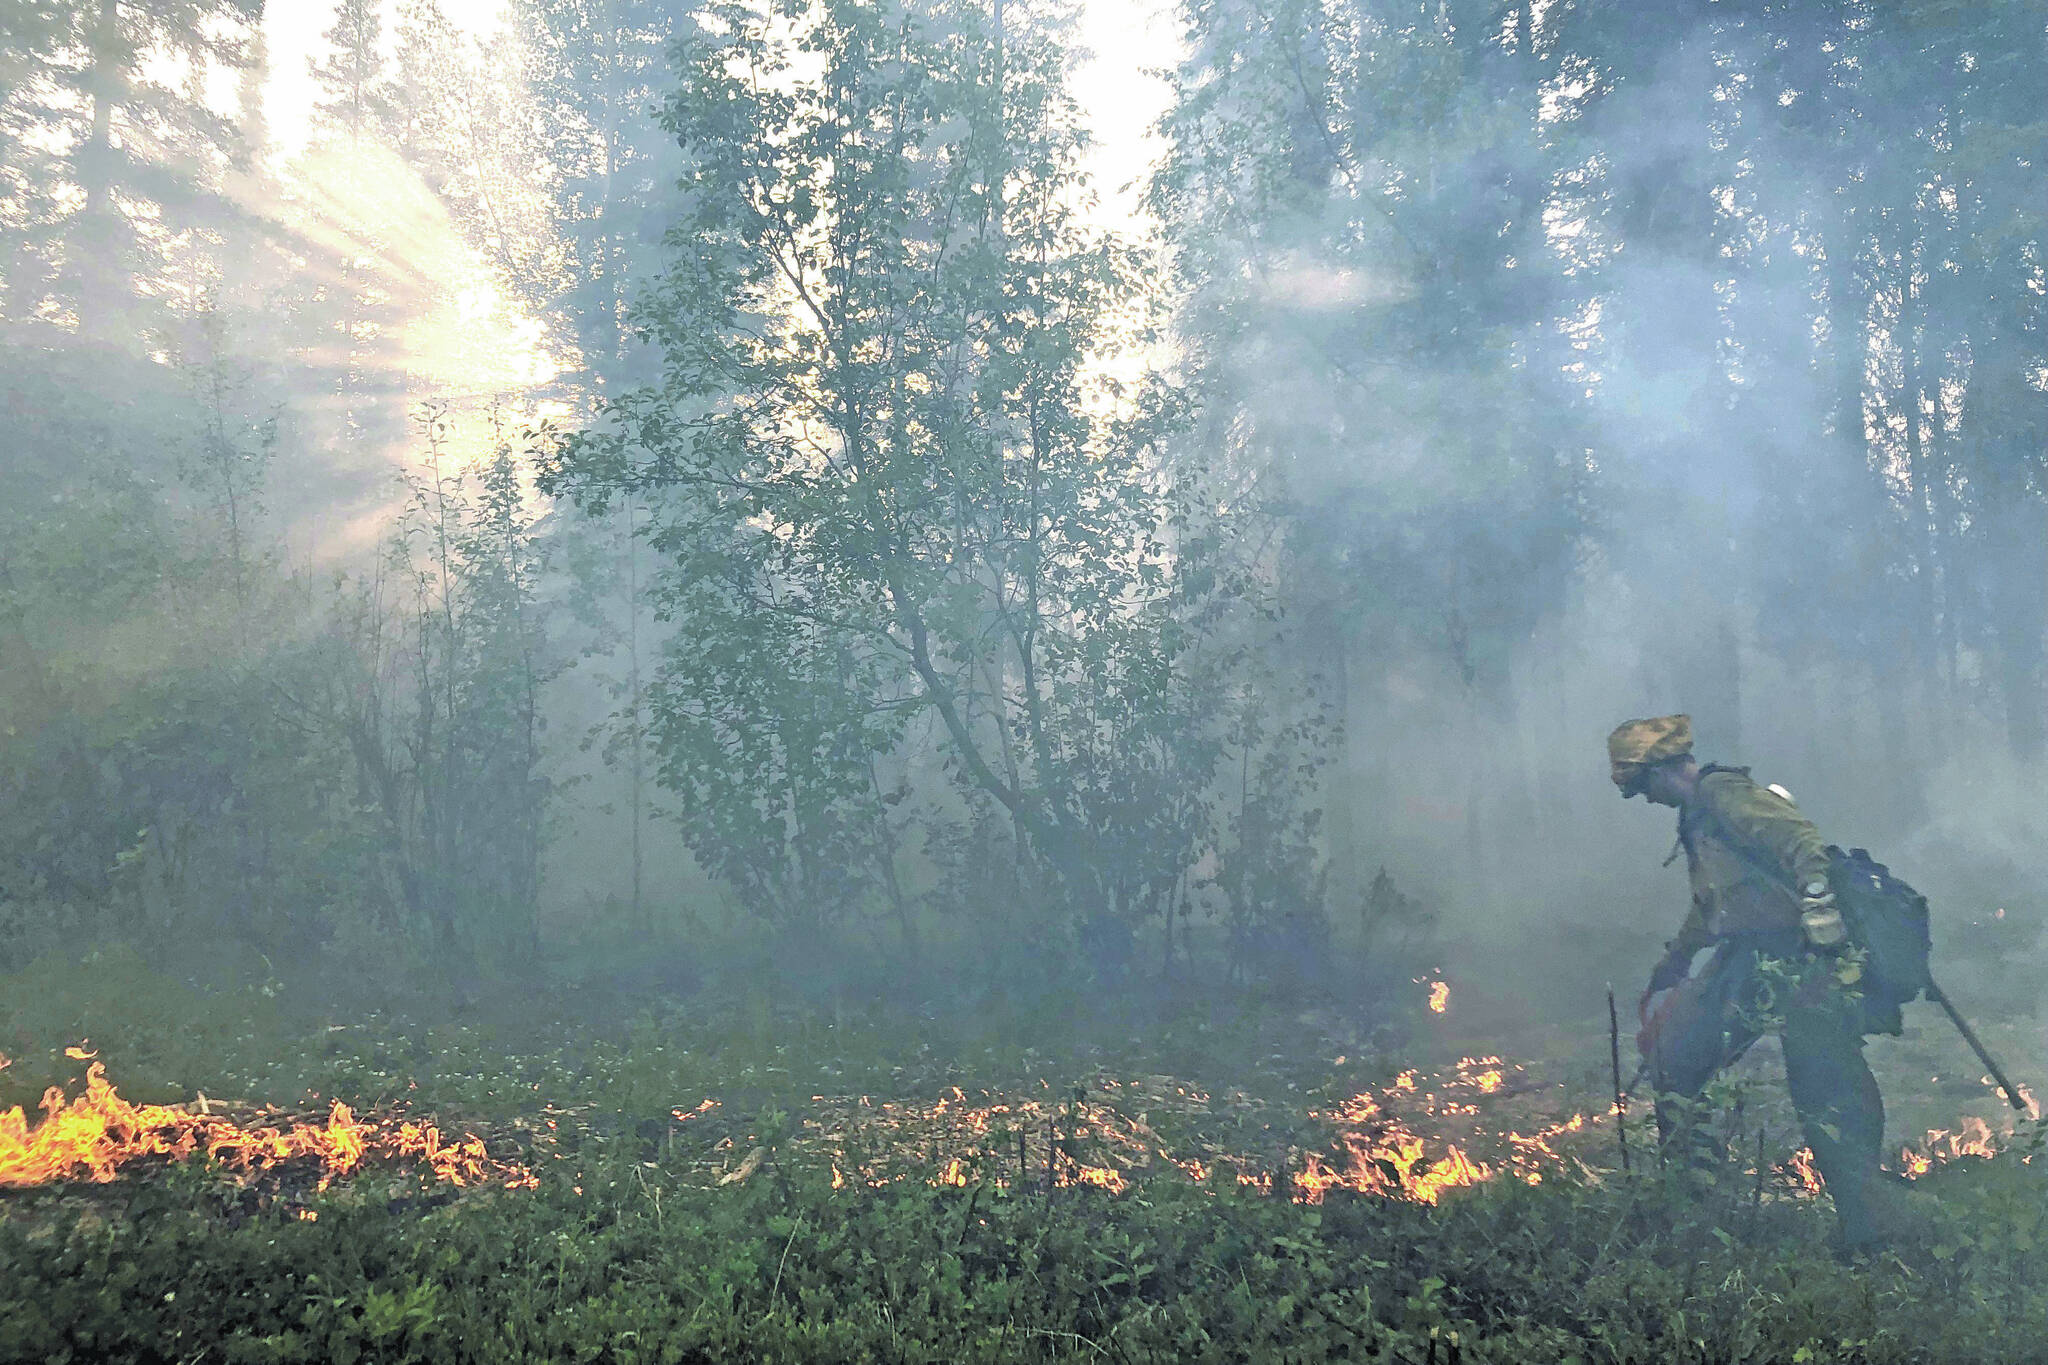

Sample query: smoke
[1169,5,2048,1021]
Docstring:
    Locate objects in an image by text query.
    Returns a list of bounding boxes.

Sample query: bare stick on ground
[1607,985,1631,1174]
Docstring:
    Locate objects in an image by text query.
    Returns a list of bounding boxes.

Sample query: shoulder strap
[1683,774,1800,890]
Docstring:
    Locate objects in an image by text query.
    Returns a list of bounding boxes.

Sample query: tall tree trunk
[1323,616,1356,902]
[624,496,647,932]
[1898,267,1949,737]
[76,0,122,341]
[1967,354,2048,761]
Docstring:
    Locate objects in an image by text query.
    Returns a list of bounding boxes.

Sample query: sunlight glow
[256,1,1171,487]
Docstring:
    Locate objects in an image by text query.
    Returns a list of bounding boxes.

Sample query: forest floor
[2,943,2044,1364]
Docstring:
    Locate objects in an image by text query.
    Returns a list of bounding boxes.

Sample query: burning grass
[688,1039,2040,1216]
[9,1041,2029,1216]
[0,1051,535,1196]
[6,1077,2044,1365]
[2,998,2044,1365]
[1896,1115,2009,1178]
[776,1055,1621,1203]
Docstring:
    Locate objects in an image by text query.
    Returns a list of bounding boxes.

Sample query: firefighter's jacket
[1668,765,1832,960]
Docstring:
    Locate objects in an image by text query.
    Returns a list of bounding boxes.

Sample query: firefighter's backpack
[1826,845,1933,1009]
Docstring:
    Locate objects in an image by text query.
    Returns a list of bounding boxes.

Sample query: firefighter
[1609,714,1890,1249]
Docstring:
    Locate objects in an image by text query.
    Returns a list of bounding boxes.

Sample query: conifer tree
[0,0,263,343]
[310,0,392,143]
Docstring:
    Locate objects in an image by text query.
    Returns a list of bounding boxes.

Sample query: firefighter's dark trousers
[1649,936,1886,1237]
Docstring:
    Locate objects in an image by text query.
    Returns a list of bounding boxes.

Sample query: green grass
[0,941,1424,1126]
[7,1143,2046,1363]
[5,948,2046,1363]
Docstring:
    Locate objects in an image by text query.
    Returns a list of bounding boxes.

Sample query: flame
[1783,1147,1826,1195]
[0,1061,534,1192]
[1778,1116,2011,1199]
[788,1053,1612,1205]
[1986,1077,2038,1115]
[1295,1136,1490,1205]
[1902,1116,2003,1173]
[29,1042,2021,1215]
[1428,981,1451,1014]
[1291,1059,1534,1203]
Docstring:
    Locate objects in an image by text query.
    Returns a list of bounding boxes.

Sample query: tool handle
[1928,980,2031,1115]
[1607,986,1631,1173]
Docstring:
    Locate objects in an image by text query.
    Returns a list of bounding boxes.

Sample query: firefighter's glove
[1798,879,1847,951]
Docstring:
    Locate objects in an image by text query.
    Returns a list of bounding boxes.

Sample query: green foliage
[539,0,1323,964]
[0,322,561,979]
[5,1129,2045,1363]
[514,0,687,390]
[3,0,2031,1003]
[375,408,560,960]
[3,946,2035,1363]
[0,325,368,957]
[0,0,265,342]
